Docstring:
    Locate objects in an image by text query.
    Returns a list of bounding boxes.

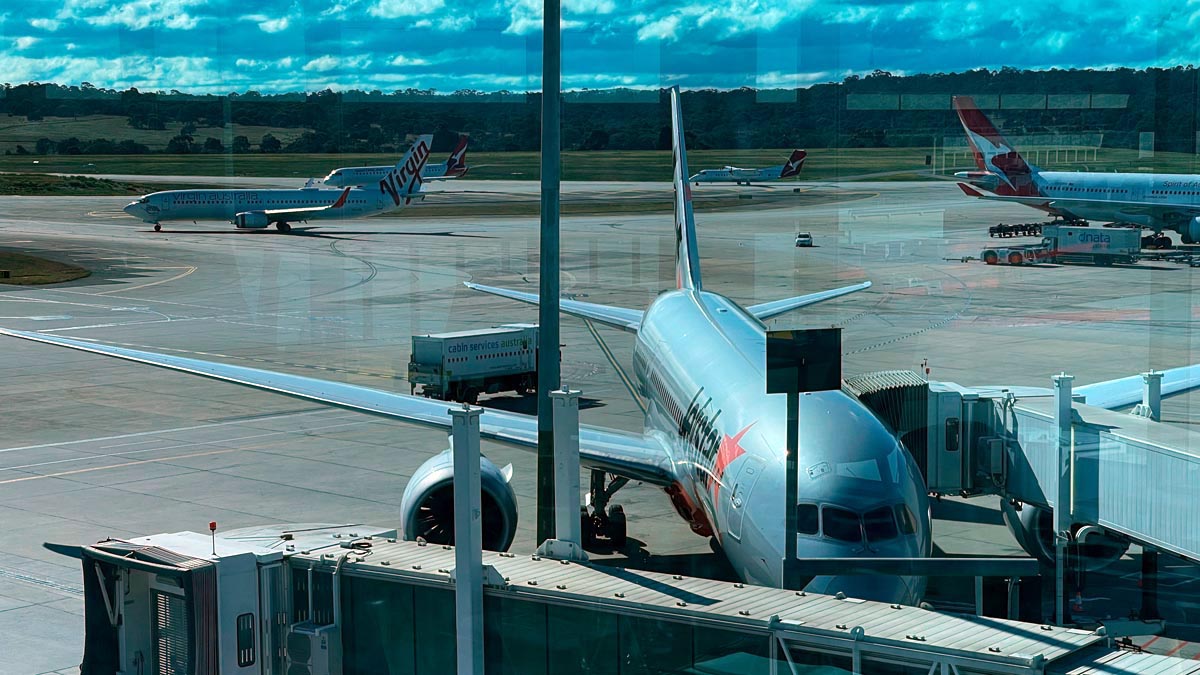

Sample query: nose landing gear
[581,470,629,550]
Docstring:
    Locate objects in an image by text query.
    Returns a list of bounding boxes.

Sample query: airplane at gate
[689,149,806,185]
[322,134,470,188]
[954,96,1200,243]
[6,89,1200,604]
[122,135,433,233]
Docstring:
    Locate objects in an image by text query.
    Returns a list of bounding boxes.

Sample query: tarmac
[1,179,1199,672]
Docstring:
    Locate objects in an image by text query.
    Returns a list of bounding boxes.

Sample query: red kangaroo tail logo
[953,96,1040,197]
[331,187,351,208]
[379,138,431,207]
[447,135,469,175]
[781,150,806,178]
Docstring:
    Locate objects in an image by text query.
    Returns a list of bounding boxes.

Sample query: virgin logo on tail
[379,138,431,207]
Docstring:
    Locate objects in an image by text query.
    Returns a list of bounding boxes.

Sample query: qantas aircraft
[689,149,806,185]
[122,135,433,233]
[954,96,1200,244]
[322,134,470,188]
[4,88,1197,603]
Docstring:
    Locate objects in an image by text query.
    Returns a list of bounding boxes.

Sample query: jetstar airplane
[322,134,470,188]
[689,149,805,185]
[122,135,433,233]
[954,96,1200,244]
[5,88,1199,604]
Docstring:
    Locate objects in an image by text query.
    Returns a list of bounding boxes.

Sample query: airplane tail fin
[669,86,702,291]
[447,134,469,176]
[379,134,433,207]
[780,149,807,178]
[952,96,1040,196]
[331,187,351,208]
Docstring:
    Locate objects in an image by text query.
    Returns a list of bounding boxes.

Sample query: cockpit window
[796,503,819,535]
[822,506,861,543]
[894,504,917,535]
[864,507,898,542]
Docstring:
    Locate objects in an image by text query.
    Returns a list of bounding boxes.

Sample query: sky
[0,0,1193,94]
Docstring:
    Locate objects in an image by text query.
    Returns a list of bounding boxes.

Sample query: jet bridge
[848,369,1200,615]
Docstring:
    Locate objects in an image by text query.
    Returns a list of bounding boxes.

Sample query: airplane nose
[804,574,918,605]
[123,202,142,217]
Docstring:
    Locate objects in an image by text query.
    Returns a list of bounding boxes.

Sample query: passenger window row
[795,502,917,544]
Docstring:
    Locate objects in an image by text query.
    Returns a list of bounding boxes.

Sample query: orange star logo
[710,423,755,500]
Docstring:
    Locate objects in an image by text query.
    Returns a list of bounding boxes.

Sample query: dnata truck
[408,324,538,404]
[980,225,1140,267]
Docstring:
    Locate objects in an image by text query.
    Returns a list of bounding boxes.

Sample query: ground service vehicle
[795,232,813,247]
[408,324,538,403]
[981,225,1140,266]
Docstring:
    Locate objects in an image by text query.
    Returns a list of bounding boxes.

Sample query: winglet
[957,182,984,197]
[331,187,351,208]
[669,86,702,291]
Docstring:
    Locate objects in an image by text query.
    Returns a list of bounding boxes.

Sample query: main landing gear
[153,224,161,232]
[581,470,629,550]
[276,221,292,233]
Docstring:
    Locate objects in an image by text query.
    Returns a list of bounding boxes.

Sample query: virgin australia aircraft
[689,149,806,185]
[3,88,1196,604]
[322,134,470,188]
[954,96,1200,244]
[122,135,432,233]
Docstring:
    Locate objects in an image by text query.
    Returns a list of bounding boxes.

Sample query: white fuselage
[634,288,932,603]
[323,161,453,188]
[1032,171,1200,225]
[690,165,785,184]
[123,188,388,224]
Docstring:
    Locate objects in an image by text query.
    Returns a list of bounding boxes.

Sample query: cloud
[368,0,444,18]
[637,15,681,41]
[29,18,62,31]
[303,55,372,72]
[14,37,40,50]
[389,54,430,66]
[58,0,204,30]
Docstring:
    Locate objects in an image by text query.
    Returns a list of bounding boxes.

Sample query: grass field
[0,173,221,196]
[0,252,90,285]
[4,144,1200,184]
[0,115,310,154]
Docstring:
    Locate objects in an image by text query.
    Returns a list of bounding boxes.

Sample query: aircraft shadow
[590,537,740,583]
[480,394,605,414]
[929,499,1005,526]
[142,227,496,239]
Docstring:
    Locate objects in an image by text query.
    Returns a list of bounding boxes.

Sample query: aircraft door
[727,456,764,541]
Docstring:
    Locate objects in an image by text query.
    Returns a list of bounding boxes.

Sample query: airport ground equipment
[978,225,1141,266]
[407,324,538,403]
[989,222,1044,238]
[65,522,1197,675]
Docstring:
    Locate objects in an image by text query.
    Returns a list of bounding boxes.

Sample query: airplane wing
[463,282,644,333]
[0,328,678,485]
[260,188,354,221]
[957,183,1200,222]
[747,281,872,321]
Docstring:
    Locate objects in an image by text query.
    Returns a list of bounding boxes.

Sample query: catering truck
[408,324,538,403]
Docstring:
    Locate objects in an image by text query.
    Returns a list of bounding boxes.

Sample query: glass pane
[895,504,917,535]
[864,507,898,543]
[797,503,820,535]
[822,507,862,543]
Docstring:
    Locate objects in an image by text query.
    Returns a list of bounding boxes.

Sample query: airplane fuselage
[324,161,457,188]
[123,188,388,224]
[632,288,932,603]
[690,166,786,185]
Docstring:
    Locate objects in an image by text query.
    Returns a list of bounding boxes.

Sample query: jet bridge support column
[1141,371,1162,422]
[1141,548,1160,620]
[450,404,484,675]
[536,389,588,562]
[1053,373,1074,626]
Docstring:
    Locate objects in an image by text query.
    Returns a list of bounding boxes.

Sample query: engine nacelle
[234,211,271,229]
[399,449,518,552]
[1181,217,1200,245]
[1000,500,1128,571]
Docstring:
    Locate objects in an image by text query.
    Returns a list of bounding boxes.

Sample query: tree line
[4,66,1200,154]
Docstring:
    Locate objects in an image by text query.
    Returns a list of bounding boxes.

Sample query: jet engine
[1181,217,1200,245]
[399,449,518,552]
[1000,500,1128,571]
[234,211,271,229]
